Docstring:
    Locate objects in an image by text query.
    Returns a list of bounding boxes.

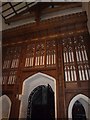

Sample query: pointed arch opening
[19,72,57,119]
[27,84,55,120]
[68,94,90,119]
[0,95,11,120]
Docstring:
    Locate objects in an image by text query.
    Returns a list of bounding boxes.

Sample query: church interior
[1,1,90,120]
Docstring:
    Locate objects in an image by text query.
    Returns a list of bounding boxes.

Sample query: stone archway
[0,95,11,120]
[19,72,57,119]
[68,94,90,119]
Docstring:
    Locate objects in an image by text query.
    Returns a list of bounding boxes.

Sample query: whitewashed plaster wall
[82,2,90,33]
[19,72,57,119]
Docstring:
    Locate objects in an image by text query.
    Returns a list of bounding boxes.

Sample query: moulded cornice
[2,11,88,45]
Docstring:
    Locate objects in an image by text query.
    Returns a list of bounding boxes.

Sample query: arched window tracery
[62,35,90,82]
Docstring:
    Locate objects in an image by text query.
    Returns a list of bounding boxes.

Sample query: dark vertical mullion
[65,66,68,82]
[73,66,76,81]
[80,45,86,81]
[52,50,54,65]
[68,49,72,81]
[13,45,23,92]
[80,65,84,81]
[71,49,73,63]
[44,39,47,67]
[39,49,41,66]
[33,41,36,67]
[83,35,90,80]
[83,64,87,80]
[7,69,11,86]
[79,44,83,63]
[50,50,52,66]
[54,45,56,65]
[65,46,69,82]
[65,50,67,64]
[64,67,67,82]
[81,42,88,81]
[38,45,40,66]
[70,46,75,81]
[5,71,9,87]
[76,46,80,62]
[82,45,86,61]
[24,45,28,67]
[78,39,86,81]
[87,65,90,80]
[63,45,68,82]
[70,66,73,82]
[69,65,71,82]
[55,39,60,118]
[59,40,66,118]
[71,45,76,81]
[67,66,70,82]
[79,44,86,80]
[43,41,45,66]
[55,40,58,68]
[9,47,14,69]
[83,35,90,64]
[73,37,81,86]
[20,44,27,67]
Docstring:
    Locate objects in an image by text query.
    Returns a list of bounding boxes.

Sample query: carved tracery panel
[74,36,90,81]
[63,38,77,82]
[63,35,90,82]
[8,71,17,85]
[46,40,56,66]
[2,72,8,85]
[11,47,21,68]
[2,46,21,85]
[24,40,56,68]
[25,44,35,67]
[35,42,45,67]
[3,46,21,69]
[3,48,12,69]
[2,70,17,85]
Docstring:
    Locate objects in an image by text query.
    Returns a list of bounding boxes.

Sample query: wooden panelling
[3,12,87,43]
[2,11,90,119]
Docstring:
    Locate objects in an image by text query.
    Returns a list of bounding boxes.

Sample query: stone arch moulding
[19,72,57,119]
[0,95,11,120]
[68,94,90,119]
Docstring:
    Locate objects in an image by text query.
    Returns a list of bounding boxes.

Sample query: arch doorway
[27,85,55,120]
[68,94,90,119]
[72,100,86,120]
[19,72,57,119]
[0,95,11,120]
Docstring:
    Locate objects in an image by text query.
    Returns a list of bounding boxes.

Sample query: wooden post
[56,39,66,119]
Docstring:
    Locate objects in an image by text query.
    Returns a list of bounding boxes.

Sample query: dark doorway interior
[27,85,55,120]
[72,100,86,120]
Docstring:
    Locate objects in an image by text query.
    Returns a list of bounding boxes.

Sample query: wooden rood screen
[25,40,56,68]
[2,46,21,85]
[3,46,21,69]
[2,35,90,85]
[62,35,90,82]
